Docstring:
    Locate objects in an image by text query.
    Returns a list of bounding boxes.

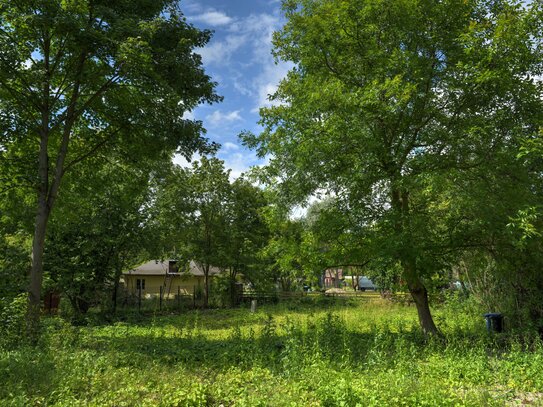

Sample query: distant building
[121,260,221,298]
[322,268,344,288]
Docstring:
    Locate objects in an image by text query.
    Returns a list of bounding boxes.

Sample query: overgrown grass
[2,295,543,406]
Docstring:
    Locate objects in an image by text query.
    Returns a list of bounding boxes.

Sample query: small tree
[224,178,270,304]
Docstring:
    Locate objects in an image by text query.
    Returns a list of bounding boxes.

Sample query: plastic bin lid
[483,313,503,318]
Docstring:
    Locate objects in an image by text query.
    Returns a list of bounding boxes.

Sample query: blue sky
[174,0,291,178]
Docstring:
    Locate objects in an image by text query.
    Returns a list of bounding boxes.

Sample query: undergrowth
[2,295,542,406]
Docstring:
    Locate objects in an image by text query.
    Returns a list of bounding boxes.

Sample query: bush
[0,293,28,349]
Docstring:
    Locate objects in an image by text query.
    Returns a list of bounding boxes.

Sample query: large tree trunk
[392,187,440,336]
[402,259,439,335]
[409,284,438,335]
[28,199,49,339]
[27,40,82,340]
[28,87,52,340]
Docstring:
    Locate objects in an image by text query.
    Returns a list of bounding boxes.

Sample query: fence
[45,288,411,316]
[238,290,385,304]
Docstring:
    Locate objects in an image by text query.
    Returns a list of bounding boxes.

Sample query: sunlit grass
[2,295,543,406]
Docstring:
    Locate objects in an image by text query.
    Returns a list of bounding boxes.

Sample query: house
[121,260,221,298]
[322,268,344,288]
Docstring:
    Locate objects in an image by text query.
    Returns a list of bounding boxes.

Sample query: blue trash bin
[483,313,504,333]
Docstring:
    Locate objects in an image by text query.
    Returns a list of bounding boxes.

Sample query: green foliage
[243,0,543,334]
[0,293,28,349]
[2,298,543,405]
[0,0,221,326]
[155,158,271,300]
[0,230,31,301]
[43,157,160,315]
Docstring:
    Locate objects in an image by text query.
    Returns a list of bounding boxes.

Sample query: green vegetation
[1,0,543,403]
[2,297,543,406]
[244,0,543,333]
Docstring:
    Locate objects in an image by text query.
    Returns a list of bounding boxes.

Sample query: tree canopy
[0,0,220,332]
[244,0,543,334]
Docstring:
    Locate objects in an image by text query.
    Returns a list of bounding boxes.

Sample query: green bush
[2,299,543,405]
[0,293,28,349]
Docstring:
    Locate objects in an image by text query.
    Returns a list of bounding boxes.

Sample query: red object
[43,291,60,313]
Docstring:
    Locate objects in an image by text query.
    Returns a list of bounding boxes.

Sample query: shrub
[0,293,28,349]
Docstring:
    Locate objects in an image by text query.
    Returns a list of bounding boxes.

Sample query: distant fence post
[193,285,196,309]
[138,287,142,312]
[159,286,163,311]
[177,286,181,313]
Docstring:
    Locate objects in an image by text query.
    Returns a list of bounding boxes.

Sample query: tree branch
[62,128,120,175]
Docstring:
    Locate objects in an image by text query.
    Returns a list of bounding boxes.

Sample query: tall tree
[184,157,232,307]
[44,153,161,315]
[156,158,232,307]
[244,0,543,334]
[0,0,220,330]
[224,178,270,304]
[259,203,305,292]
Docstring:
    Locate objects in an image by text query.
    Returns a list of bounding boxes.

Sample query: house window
[136,279,146,290]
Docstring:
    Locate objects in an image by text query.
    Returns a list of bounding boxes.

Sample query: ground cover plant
[2,295,543,406]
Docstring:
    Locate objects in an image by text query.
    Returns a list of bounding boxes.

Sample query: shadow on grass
[74,315,490,374]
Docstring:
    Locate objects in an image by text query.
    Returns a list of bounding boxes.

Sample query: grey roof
[124,260,222,277]
[187,260,222,276]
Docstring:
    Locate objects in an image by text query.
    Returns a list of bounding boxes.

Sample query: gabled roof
[187,260,222,277]
[124,260,222,277]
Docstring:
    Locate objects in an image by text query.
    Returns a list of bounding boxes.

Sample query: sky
[173,0,292,178]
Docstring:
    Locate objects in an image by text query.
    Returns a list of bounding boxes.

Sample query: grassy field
[2,294,543,406]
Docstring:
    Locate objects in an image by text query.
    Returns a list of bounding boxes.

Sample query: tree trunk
[392,187,440,336]
[27,36,52,341]
[203,265,209,308]
[28,200,49,339]
[112,266,122,314]
[404,266,439,335]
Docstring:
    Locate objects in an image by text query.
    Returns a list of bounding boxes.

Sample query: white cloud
[191,10,233,26]
[182,110,195,121]
[181,1,203,14]
[191,9,291,112]
[211,11,292,113]
[252,61,293,112]
[205,110,243,127]
[223,142,240,151]
[173,152,201,168]
[198,34,248,65]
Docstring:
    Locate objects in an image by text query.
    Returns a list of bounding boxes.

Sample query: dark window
[136,279,146,290]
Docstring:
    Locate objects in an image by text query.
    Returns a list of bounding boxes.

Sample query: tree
[259,203,306,291]
[223,178,270,304]
[43,153,161,316]
[0,0,220,331]
[244,0,543,334]
[157,158,232,307]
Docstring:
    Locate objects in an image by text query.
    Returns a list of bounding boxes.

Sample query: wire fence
[42,288,403,316]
